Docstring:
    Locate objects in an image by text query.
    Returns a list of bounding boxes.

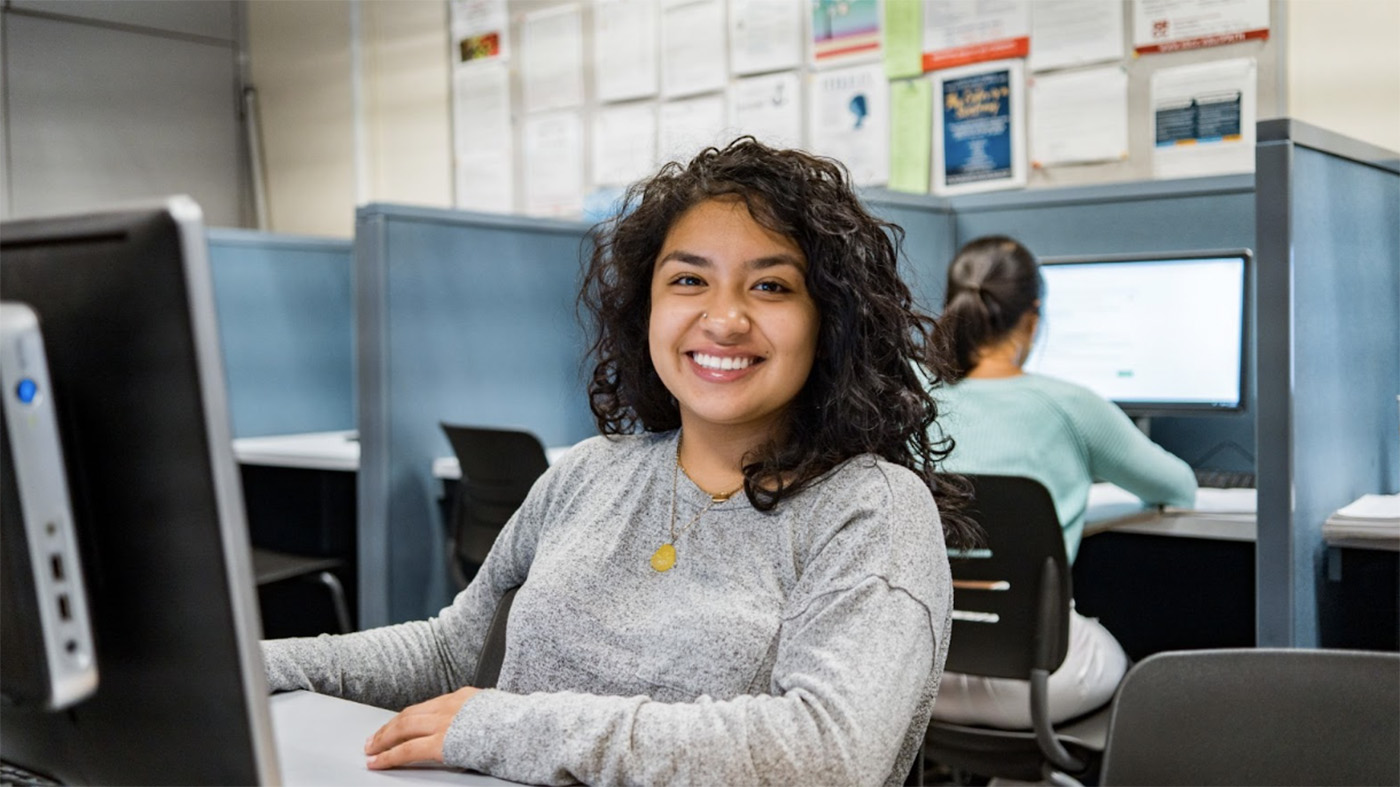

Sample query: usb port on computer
[50,553,65,581]
[58,594,71,621]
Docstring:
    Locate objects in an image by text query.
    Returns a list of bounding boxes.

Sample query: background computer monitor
[0,198,279,784]
[1024,250,1250,416]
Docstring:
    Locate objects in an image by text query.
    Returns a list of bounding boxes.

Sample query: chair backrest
[1101,648,1400,786]
[440,423,549,586]
[944,474,1072,679]
[473,586,520,689]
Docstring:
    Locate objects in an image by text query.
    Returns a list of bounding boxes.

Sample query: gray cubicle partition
[207,229,355,438]
[356,204,597,627]
[1254,120,1400,648]
[947,175,1259,472]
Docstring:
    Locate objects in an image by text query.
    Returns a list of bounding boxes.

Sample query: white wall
[249,0,451,238]
[1286,0,1400,152]
[249,1,356,237]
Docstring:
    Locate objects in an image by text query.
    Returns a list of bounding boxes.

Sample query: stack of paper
[1324,494,1400,549]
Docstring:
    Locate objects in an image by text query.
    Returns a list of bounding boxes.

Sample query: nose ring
[701,312,708,320]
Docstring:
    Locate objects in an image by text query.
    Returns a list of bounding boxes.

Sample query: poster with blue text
[932,59,1026,196]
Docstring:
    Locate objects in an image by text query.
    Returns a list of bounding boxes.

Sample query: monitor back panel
[0,203,273,785]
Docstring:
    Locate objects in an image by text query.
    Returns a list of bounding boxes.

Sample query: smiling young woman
[262,138,976,787]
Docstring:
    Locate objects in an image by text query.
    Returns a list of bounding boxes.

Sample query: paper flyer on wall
[809,63,890,186]
[922,0,1030,72]
[593,103,658,188]
[521,4,585,112]
[1134,0,1269,54]
[810,0,881,67]
[729,71,804,149]
[523,111,585,217]
[1030,65,1128,167]
[1028,0,1124,72]
[932,59,1026,195]
[1151,58,1256,179]
[661,0,728,98]
[729,0,803,76]
[594,0,659,103]
[450,0,508,66]
[658,94,729,164]
[452,63,513,213]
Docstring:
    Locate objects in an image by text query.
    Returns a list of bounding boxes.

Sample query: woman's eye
[754,280,790,294]
[672,274,704,287]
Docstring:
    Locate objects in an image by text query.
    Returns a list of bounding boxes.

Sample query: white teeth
[693,352,755,371]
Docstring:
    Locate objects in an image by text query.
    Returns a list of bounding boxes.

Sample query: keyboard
[1194,468,1256,489]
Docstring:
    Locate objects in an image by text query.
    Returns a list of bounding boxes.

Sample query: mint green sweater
[936,374,1196,562]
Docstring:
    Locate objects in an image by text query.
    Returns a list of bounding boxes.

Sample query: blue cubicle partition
[355,205,597,626]
[1254,120,1400,648]
[206,229,355,438]
[863,189,958,314]
[946,175,1260,473]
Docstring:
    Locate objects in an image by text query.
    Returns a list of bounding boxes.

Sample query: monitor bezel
[1033,248,1253,417]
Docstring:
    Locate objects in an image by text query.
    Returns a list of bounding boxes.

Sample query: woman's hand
[364,685,480,770]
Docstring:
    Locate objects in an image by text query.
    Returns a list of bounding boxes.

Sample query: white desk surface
[231,431,574,478]
[233,430,359,472]
[271,690,518,786]
[1085,483,1257,542]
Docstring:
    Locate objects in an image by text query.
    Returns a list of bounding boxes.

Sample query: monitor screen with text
[1025,251,1249,415]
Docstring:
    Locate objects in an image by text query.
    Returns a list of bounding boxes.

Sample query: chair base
[924,706,1108,785]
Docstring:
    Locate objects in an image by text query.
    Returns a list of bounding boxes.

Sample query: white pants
[931,609,1128,729]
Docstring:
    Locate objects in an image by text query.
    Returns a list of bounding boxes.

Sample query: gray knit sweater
[263,431,953,786]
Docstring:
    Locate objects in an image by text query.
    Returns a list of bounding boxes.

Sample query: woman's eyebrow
[748,253,806,272]
[657,250,806,272]
[657,250,711,267]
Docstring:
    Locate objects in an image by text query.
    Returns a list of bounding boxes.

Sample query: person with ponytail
[930,235,1196,729]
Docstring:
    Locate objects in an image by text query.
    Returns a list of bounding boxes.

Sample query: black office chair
[473,585,520,689]
[251,547,353,636]
[1100,647,1400,786]
[923,474,1111,787]
[439,423,549,590]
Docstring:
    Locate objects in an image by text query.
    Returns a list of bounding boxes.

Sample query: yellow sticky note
[889,78,932,194]
[883,0,924,80]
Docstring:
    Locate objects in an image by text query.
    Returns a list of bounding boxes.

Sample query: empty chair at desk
[1100,648,1400,786]
[924,475,1111,787]
[440,424,549,589]
[252,547,353,636]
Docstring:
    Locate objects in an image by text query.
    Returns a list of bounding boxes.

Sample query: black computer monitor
[0,198,279,784]
[1025,250,1250,417]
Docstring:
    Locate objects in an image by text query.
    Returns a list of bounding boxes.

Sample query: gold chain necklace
[650,439,743,573]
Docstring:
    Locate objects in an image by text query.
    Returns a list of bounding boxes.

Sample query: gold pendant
[650,543,676,572]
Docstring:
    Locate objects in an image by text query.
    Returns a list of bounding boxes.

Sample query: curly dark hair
[581,137,976,550]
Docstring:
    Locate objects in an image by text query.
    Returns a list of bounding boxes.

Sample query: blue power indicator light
[16,378,38,404]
